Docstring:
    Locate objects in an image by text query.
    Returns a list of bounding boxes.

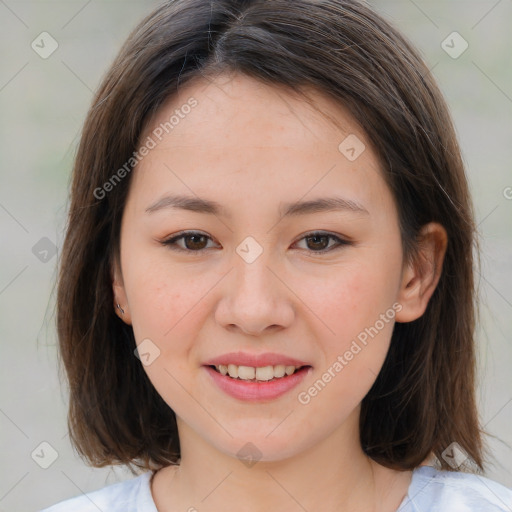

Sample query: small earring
[116,303,125,315]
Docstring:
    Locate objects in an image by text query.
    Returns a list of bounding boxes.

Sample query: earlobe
[395,222,448,323]
[111,258,132,325]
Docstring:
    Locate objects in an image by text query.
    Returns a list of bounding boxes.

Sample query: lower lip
[203,365,312,402]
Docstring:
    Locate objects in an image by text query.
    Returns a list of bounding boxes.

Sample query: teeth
[256,366,274,381]
[237,365,255,380]
[274,365,286,378]
[215,364,302,381]
[227,364,238,378]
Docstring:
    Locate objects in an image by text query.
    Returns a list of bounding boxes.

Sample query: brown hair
[57,0,486,473]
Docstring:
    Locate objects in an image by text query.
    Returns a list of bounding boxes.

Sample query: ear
[395,222,448,323]
[111,255,132,325]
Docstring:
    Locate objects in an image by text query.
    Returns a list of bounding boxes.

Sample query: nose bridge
[216,237,294,334]
[232,239,277,305]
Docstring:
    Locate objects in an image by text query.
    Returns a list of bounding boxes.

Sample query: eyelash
[160,230,351,255]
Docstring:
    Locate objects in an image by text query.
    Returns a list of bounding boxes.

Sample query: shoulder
[39,471,157,512]
[400,465,512,511]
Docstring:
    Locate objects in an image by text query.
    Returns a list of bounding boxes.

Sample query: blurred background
[0,1,511,510]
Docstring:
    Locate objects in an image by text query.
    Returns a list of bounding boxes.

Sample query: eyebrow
[145,194,369,218]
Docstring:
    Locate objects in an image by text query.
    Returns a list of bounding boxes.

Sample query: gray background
[0,1,510,510]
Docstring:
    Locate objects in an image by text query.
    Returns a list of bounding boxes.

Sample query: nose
[214,248,295,336]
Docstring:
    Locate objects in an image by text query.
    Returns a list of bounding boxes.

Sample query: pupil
[308,235,327,250]
[186,235,206,250]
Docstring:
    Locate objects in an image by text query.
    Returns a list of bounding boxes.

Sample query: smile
[212,364,305,381]
[204,364,312,402]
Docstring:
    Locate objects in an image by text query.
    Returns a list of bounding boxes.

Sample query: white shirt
[40,465,512,511]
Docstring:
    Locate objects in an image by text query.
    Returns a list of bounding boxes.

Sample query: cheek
[294,273,396,426]
[123,248,203,344]
[123,256,209,398]
[306,257,400,337]
[300,255,401,387]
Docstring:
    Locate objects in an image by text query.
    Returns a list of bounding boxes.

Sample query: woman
[43,1,512,510]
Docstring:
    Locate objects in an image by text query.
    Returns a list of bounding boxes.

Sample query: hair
[57,0,487,473]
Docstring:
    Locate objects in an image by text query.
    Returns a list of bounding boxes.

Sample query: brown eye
[181,234,209,251]
[161,230,350,255]
[294,231,351,253]
[305,234,330,251]
[161,231,217,252]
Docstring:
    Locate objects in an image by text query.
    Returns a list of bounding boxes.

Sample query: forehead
[143,72,368,151]
[128,72,393,221]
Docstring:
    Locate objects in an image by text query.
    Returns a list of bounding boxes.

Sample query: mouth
[208,364,311,382]
[202,352,313,401]
[203,363,313,401]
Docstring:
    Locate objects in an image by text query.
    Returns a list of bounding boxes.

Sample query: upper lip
[203,351,311,368]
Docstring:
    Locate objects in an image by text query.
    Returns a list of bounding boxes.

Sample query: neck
[151,409,412,512]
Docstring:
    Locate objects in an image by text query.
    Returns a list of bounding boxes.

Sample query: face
[112,72,432,463]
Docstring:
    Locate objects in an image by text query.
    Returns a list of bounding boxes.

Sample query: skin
[112,71,447,512]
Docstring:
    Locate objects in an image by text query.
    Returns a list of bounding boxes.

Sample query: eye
[160,230,351,254]
[160,231,219,252]
[292,231,351,253]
